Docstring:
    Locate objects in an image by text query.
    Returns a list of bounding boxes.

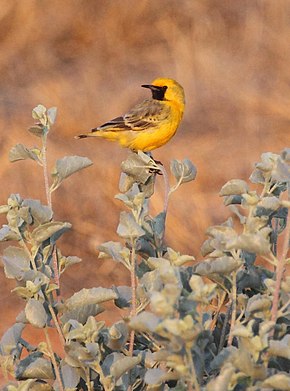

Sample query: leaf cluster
[0,106,289,390]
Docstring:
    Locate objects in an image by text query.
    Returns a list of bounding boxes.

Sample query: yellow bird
[76,78,185,151]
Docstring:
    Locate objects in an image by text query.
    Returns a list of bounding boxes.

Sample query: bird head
[142,78,185,107]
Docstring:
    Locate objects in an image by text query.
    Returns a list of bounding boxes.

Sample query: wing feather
[93,99,170,133]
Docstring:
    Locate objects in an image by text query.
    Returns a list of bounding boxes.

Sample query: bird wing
[93,99,170,133]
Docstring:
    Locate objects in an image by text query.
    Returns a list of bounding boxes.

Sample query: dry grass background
[0,0,289,378]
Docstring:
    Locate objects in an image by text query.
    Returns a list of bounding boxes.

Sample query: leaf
[129,312,160,332]
[0,205,9,214]
[0,323,25,355]
[31,221,71,244]
[0,225,20,241]
[113,285,132,308]
[60,361,80,389]
[25,299,47,328]
[117,211,145,239]
[269,335,290,360]
[106,321,129,350]
[60,303,103,325]
[32,104,46,120]
[65,287,118,309]
[22,199,53,226]
[105,353,141,381]
[207,364,235,391]
[51,156,93,190]
[2,246,31,279]
[98,241,130,264]
[262,373,290,390]
[59,255,82,274]
[144,368,170,385]
[193,256,242,276]
[226,229,271,255]
[120,151,153,184]
[219,179,249,196]
[9,144,41,163]
[46,107,57,125]
[28,124,45,137]
[15,353,54,380]
[170,158,197,184]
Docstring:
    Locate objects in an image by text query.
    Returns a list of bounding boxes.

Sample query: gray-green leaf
[65,287,118,309]
[25,299,47,328]
[9,144,41,163]
[2,246,31,279]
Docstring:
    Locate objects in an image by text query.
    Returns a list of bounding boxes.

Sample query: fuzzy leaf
[117,211,145,239]
[108,353,141,381]
[98,241,130,263]
[25,299,47,328]
[22,199,53,226]
[193,256,242,276]
[0,323,25,355]
[9,144,40,163]
[28,124,45,137]
[51,156,93,186]
[129,311,160,332]
[31,221,71,244]
[226,230,271,255]
[219,179,249,196]
[121,151,153,184]
[60,304,103,325]
[15,353,54,380]
[65,287,118,309]
[106,321,128,350]
[2,246,31,279]
[262,373,290,390]
[170,158,197,184]
[144,368,168,385]
[46,107,57,125]
[269,335,290,360]
[0,225,20,241]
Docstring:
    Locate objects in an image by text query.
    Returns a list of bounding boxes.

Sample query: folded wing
[92,99,170,133]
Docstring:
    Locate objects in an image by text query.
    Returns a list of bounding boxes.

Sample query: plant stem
[186,346,200,391]
[157,164,170,214]
[129,241,137,356]
[48,303,66,347]
[271,186,290,325]
[42,133,52,209]
[228,271,237,346]
[41,132,60,289]
[44,327,64,391]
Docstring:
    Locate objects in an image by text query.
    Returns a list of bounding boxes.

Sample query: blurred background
[0,0,289,367]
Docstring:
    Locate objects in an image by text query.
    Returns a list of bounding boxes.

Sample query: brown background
[0,0,289,384]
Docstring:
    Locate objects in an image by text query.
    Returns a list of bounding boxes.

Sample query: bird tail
[75,129,98,139]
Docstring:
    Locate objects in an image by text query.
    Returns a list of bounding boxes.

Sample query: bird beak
[142,84,160,91]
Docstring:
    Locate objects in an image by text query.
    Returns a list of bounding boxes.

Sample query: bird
[75,78,185,152]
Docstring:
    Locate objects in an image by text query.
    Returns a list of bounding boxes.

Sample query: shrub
[0,105,289,390]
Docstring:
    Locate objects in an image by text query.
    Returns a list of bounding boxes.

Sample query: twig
[44,327,64,391]
[41,132,60,289]
[186,346,200,391]
[271,185,290,325]
[228,271,237,346]
[157,164,170,214]
[48,303,66,347]
[218,302,232,353]
[129,242,137,356]
[41,133,52,209]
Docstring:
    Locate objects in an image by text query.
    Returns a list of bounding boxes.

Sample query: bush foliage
[0,106,289,390]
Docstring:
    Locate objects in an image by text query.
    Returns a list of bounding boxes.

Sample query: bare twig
[129,242,137,356]
[271,186,290,325]
[44,327,64,391]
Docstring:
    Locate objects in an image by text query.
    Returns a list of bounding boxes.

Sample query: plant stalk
[129,241,137,356]
[44,327,64,391]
